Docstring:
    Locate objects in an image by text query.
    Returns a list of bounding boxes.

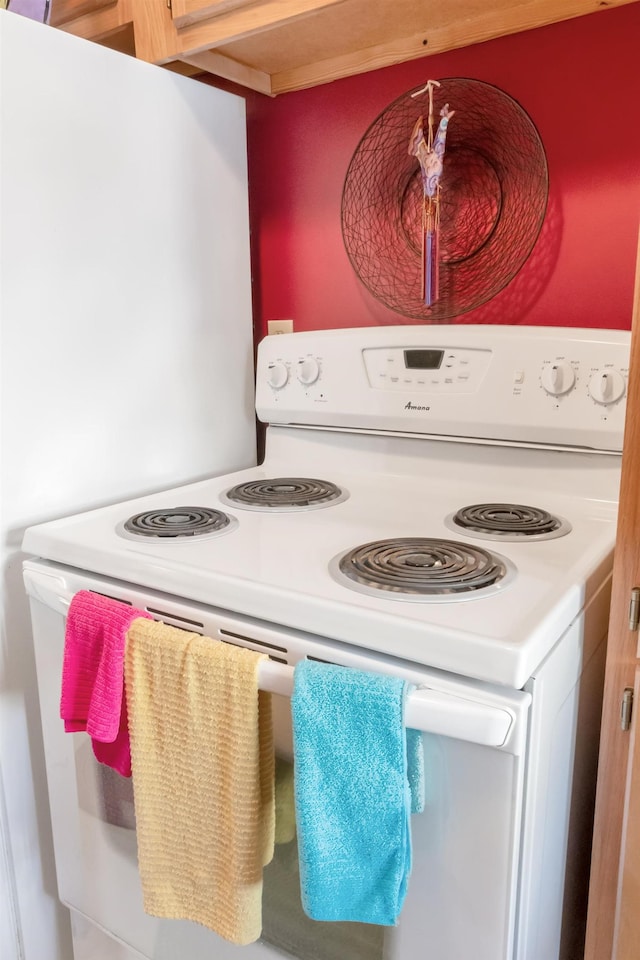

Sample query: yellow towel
[124,619,274,945]
[274,757,297,845]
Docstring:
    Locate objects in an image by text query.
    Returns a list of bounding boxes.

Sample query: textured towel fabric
[406,727,425,815]
[60,590,152,776]
[292,660,421,926]
[124,619,275,945]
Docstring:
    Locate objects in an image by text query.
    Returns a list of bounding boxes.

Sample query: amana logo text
[404,401,431,412]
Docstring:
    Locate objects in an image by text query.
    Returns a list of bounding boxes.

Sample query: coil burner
[446,503,571,542]
[330,537,516,603]
[220,478,348,512]
[117,506,238,541]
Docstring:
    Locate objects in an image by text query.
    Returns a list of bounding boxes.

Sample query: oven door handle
[259,658,521,747]
[23,565,525,749]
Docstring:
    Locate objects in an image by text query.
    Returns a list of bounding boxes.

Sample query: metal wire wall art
[341,78,549,321]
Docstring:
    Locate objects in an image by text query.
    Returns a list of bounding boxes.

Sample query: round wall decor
[341,78,549,321]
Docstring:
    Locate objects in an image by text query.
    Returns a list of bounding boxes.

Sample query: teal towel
[406,727,425,815]
[291,660,422,925]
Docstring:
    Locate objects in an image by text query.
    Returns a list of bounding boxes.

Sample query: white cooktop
[22,430,621,688]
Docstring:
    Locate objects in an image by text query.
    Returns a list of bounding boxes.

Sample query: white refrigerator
[0,10,256,959]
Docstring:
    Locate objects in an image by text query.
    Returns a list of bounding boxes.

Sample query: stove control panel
[362,346,492,393]
[256,325,632,452]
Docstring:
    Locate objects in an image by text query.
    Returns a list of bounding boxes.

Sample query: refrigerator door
[1,10,255,960]
[1,10,256,524]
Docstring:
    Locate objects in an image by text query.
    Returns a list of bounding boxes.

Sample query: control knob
[540,360,575,396]
[587,368,625,405]
[296,357,320,386]
[266,361,289,390]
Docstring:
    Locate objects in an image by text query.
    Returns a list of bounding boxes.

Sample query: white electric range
[22,325,630,960]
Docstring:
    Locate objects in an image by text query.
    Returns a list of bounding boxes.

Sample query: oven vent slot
[146,607,204,630]
[220,629,288,654]
[156,621,204,635]
[307,655,338,666]
[219,629,290,664]
[90,590,132,606]
[219,638,288,665]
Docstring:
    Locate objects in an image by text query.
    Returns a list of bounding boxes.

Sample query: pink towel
[61,590,152,776]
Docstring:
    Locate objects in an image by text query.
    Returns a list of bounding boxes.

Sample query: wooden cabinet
[48,0,137,59]
[584,231,640,960]
[48,0,639,95]
[48,0,114,29]
[170,0,276,30]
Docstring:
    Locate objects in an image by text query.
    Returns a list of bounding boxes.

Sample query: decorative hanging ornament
[340,78,549,322]
[407,80,455,307]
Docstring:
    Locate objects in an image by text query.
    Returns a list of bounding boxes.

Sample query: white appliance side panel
[0,766,22,960]
[29,589,527,960]
[1,10,256,529]
[0,11,255,960]
[515,577,611,960]
[71,910,143,960]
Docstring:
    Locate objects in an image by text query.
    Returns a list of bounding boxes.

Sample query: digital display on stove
[403,349,444,370]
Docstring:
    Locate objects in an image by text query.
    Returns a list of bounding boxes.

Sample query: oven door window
[33,605,527,960]
[261,758,384,960]
[260,697,524,960]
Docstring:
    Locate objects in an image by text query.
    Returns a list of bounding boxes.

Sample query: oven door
[24,561,531,960]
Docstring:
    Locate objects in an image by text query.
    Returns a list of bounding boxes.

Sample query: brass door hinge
[621,688,634,731]
[629,587,640,631]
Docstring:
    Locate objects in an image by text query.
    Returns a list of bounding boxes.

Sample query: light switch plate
[267,319,294,335]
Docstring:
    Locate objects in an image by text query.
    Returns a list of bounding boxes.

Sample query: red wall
[246,3,640,339]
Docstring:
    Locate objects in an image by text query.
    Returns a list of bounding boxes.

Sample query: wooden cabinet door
[616,667,640,958]
[585,229,640,960]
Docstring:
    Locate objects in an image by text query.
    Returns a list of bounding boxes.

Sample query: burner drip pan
[118,506,237,541]
[221,477,348,512]
[446,503,571,542]
[330,537,515,603]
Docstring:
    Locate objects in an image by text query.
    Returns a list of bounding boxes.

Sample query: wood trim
[171,0,259,30]
[48,0,116,28]
[270,0,638,94]
[179,50,272,93]
[97,20,134,55]
[615,667,640,957]
[584,222,640,960]
[50,0,640,95]
[134,0,346,63]
[53,0,133,41]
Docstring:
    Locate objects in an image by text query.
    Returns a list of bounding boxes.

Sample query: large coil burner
[118,506,237,541]
[446,503,571,542]
[330,537,516,602]
[220,477,348,512]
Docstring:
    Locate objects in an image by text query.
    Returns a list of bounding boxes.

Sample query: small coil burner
[117,506,237,542]
[445,503,571,542]
[330,537,515,602]
[220,477,348,512]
